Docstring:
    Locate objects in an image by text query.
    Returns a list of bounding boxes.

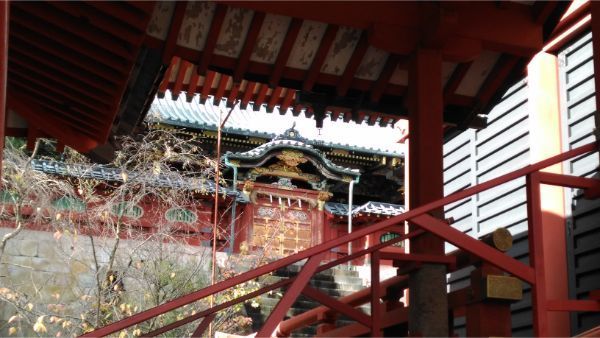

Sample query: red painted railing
[82,142,600,338]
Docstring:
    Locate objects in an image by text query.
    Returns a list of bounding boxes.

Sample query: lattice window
[165,208,197,223]
[52,196,86,212]
[111,203,143,219]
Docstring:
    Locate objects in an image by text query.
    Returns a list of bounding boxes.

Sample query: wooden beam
[159,57,178,96]
[9,23,123,84]
[162,2,188,63]
[266,86,283,112]
[86,2,150,29]
[256,253,325,337]
[7,92,100,152]
[172,60,191,99]
[214,74,229,102]
[443,62,471,101]
[304,25,339,92]
[302,286,372,328]
[227,82,240,107]
[233,12,266,83]
[8,64,110,115]
[190,314,216,338]
[270,18,303,87]
[254,84,269,108]
[478,55,520,104]
[7,80,106,130]
[48,2,144,46]
[10,25,122,88]
[280,88,296,113]
[337,31,369,96]
[241,81,257,108]
[11,5,130,68]
[187,67,200,102]
[197,4,227,75]
[8,55,112,106]
[200,70,216,101]
[370,54,401,103]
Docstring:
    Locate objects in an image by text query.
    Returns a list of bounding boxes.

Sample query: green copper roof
[148,91,405,157]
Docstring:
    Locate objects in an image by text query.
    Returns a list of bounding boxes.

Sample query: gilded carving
[276,150,307,167]
[242,180,254,195]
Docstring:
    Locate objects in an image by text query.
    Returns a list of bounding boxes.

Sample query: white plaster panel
[214,7,254,58]
[146,2,175,40]
[250,14,292,64]
[286,20,328,70]
[454,51,500,97]
[320,27,361,76]
[355,46,389,81]
[177,2,217,51]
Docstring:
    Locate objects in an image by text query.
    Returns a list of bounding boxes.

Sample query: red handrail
[82,141,599,337]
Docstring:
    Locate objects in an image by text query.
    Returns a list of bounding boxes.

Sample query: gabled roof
[148,91,405,157]
[30,159,246,202]
[325,201,405,217]
[223,125,360,182]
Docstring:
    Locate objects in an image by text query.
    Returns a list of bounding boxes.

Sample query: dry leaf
[33,316,47,333]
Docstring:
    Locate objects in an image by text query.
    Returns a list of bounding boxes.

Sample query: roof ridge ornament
[273,122,308,143]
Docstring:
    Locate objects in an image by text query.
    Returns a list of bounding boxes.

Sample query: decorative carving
[257,207,279,218]
[242,180,254,195]
[317,191,332,202]
[272,177,296,190]
[287,210,309,222]
[317,191,332,211]
[276,150,307,167]
[247,162,321,183]
[228,159,240,167]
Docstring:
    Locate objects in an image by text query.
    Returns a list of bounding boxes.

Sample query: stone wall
[0,227,222,336]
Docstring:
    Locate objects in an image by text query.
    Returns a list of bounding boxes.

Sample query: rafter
[7,91,101,152]
[270,18,303,88]
[370,54,401,103]
[12,5,131,65]
[303,25,338,92]
[280,87,296,113]
[200,70,216,101]
[172,60,191,99]
[162,2,188,63]
[337,31,369,97]
[233,12,266,83]
[267,86,283,112]
[9,23,124,83]
[241,81,257,108]
[197,4,227,75]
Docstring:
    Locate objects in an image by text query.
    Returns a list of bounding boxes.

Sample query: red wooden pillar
[465,264,513,337]
[406,48,448,336]
[0,1,8,182]
[527,52,570,336]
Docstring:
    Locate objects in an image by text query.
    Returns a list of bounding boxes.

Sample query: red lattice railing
[82,142,600,337]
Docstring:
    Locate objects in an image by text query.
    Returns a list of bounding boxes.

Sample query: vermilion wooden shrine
[2,1,600,337]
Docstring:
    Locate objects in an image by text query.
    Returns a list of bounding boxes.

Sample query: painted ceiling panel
[146,2,175,40]
[214,7,254,58]
[250,14,292,64]
[389,64,408,86]
[320,27,361,76]
[441,62,458,87]
[177,2,216,51]
[355,46,389,81]
[454,50,500,96]
[286,20,328,70]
